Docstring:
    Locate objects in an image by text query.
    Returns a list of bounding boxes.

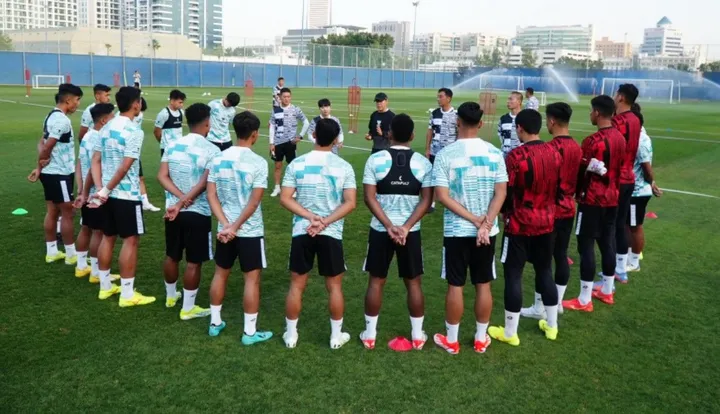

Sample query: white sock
[76,251,88,269]
[579,281,593,305]
[120,277,135,299]
[182,288,197,312]
[533,291,544,311]
[99,269,111,290]
[64,244,76,257]
[210,304,222,326]
[475,321,489,341]
[556,284,567,303]
[431,201,436,209]
[364,314,378,338]
[410,316,424,340]
[445,321,459,343]
[602,275,615,295]
[504,311,520,338]
[56,218,61,233]
[545,305,559,328]
[286,317,298,335]
[165,282,177,298]
[629,252,640,267]
[90,257,99,276]
[142,193,149,204]
[46,241,58,256]
[244,312,258,336]
[616,254,628,274]
[330,318,343,338]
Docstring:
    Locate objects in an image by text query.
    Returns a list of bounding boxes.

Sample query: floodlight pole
[120,0,126,86]
[412,1,420,69]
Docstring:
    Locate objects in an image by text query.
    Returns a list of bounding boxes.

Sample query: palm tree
[151,39,161,57]
[104,43,112,56]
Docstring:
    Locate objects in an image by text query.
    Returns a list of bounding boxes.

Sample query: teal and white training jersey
[42,108,76,176]
[115,111,144,126]
[207,146,268,237]
[81,103,96,129]
[431,138,508,238]
[208,99,236,144]
[633,127,653,198]
[161,133,221,216]
[362,147,433,232]
[154,107,184,149]
[79,128,101,197]
[95,115,144,201]
[282,151,356,240]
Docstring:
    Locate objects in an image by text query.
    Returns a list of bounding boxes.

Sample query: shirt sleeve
[343,163,357,189]
[160,146,170,163]
[637,135,652,164]
[497,119,503,143]
[205,146,221,169]
[421,157,433,188]
[207,160,219,183]
[505,153,517,186]
[281,161,297,188]
[254,159,269,189]
[154,110,169,128]
[81,108,92,128]
[362,156,377,185]
[307,119,317,143]
[296,107,307,122]
[123,129,143,160]
[495,153,509,183]
[48,116,71,142]
[431,153,449,188]
[368,113,374,135]
[428,113,434,130]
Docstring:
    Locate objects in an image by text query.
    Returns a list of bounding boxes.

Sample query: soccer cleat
[473,334,492,353]
[75,267,91,278]
[89,273,120,284]
[592,290,615,305]
[65,255,78,266]
[142,202,161,212]
[241,331,273,346]
[433,333,460,355]
[520,305,546,320]
[98,284,121,300]
[539,320,558,341]
[615,272,629,284]
[180,306,210,321]
[562,298,594,312]
[359,330,376,350]
[270,187,281,197]
[488,326,520,347]
[165,291,182,308]
[118,291,156,308]
[208,321,226,337]
[412,332,428,350]
[330,332,351,349]
[626,262,641,273]
[283,331,299,348]
[45,251,66,264]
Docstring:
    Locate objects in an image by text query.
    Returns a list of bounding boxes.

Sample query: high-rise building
[410,33,462,55]
[595,37,633,58]
[515,24,595,52]
[371,21,411,55]
[78,0,121,29]
[307,0,332,29]
[0,0,78,30]
[641,16,683,56]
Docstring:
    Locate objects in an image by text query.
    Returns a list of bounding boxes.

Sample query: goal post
[600,78,674,104]
[32,75,64,89]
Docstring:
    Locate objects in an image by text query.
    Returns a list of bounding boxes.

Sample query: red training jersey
[612,111,641,185]
[503,141,561,236]
[548,136,582,219]
[576,127,626,207]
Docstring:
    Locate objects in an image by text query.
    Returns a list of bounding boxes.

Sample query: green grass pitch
[1,85,719,412]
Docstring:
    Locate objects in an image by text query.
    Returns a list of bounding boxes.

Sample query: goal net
[600,78,674,104]
[32,75,64,89]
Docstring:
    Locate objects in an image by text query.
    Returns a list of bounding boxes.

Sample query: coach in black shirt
[365,92,395,154]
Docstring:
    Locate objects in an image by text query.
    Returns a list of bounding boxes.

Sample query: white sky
[223,0,720,47]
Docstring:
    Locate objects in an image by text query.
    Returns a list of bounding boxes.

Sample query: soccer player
[521,103,582,319]
[158,103,221,320]
[524,88,540,111]
[360,114,433,350]
[90,86,155,306]
[307,98,344,154]
[79,83,112,141]
[273,77,285,108]
[132,97,161,212]
[206,111,273,345]
[280,118,357,350]
[133,70,141,89]
[612,84,642,283]
[154,89,186,156]
[208,92,240,151]
[425,87,457,212]
[488,109,561,346]
[563,95,626,311]
[431,102,507,355]
[365,93,395,154]
[498,91,523,157]
[268,87,309,197]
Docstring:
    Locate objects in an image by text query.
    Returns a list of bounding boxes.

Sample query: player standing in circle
[307,98,344,155]
[272,77,285,108]
[524,88,540,111]
[269,87,309,197]
[360,114,433,350]
[425,88,457,212]
[133,70,141,89]
[489,109,562,346]
[79,84,112,141]
[207,92,240,152]
[431,102,507,355]
[365,93,395,154]
[154,89,185,156]
[498,91,523,157]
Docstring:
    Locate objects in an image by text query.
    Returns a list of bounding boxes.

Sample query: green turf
[1,85,719,413]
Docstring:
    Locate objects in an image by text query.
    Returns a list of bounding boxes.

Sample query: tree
[490,48,504,68]
[151,39,161,57]
[555,56,603,70]
[474,50,493,67]
[104,43,112,56]
[699,61,720,72]
[307,32,395,68]
[521,48,536,68]
[0,33,13,51]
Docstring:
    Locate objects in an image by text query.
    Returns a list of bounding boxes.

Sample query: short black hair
[526,87,535,95]
[278,77,285,82]
[318,98,331,107]
[617,84,639,105]
[438,88,453,98]
[511,91,524,102]
[169,89,186,101]
[457,101,484,126]
[631,103,644,126]
[93,83,111,94]
[115,86,141,113]
[314,118,340,147]
[390,114,414,143]
[140,97,147,112]
[233,111,261,140]
[185,103,211,127]
[545,102,573,125]
[56,83,83,103]
[226,92,240,107]
[515,109,542,135]
[280,87,291,95]
[90,103,115,123]
[591,95,616,118]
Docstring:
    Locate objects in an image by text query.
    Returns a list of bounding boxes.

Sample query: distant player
[90,86,155,306]
[206,111,273,345]
[360,114,433,350]
[524,88,540,111]
[365,92,395,154]
[208,92,240,151]
[154,89,185,156]
[268,87,309,197]
[133,70,141,89]
[158,103,221,320]
[431,102,507,355]
[272,77,285,108]
[307,98,344,154]
[489,109,561,346]
[498,91,523,157]
[425,87,457,212]
[79,83,112,141]
[280,119,357,349]
[563,95,626,312]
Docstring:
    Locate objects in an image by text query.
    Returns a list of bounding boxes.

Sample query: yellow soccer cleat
[75,267,91,278]
[65,255,78,266]
[539,320,558,341]
[98,284,121,300]
[119,291,156,308]
[180,306,211,321]
[165,292,182,308]
[89,273,121,284]
[488,326,520,347]
[45,251,66,264]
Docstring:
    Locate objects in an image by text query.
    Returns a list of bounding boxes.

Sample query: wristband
[97,187,110,198]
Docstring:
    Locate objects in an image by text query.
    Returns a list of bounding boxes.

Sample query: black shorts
[81,205,104,231]
[575,204,617,239]
[271,141,297,163]
[211,141,233,152]
[442,236,497,286]
[134,82,140,88]
[160,149,165,158]
[628,196,651,227]
[40,173,74,204]
[102,198,145,238]
[553,217,574,253]
[428,155,436,164]
[617,184,634,224]
[215,236,266,272]
[289,235,346,277]
[363,228,423,279]
[165,212,213,264]
[500,232,554,268]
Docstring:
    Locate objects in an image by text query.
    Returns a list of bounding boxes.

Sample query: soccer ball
[25,95,29,98]
[348,131,355,134]
[208,92,212,96]
[349,114,353,117]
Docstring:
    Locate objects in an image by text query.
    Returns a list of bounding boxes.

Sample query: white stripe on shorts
[440,247,447,280]
[491,255,497,280]
[135,205,144,235]
[362,243,369,272]
[500,237,509,264]
[260,238,267,269]
[630,204,637,227]
[207,232,214,260]
[59,180,70,203]
[575,212,583,236]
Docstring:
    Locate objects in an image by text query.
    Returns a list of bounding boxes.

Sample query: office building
[595,37,633,58]
[282,25,365,55]
[0,0,78,31]
[515,24,595,53]
[411,33,462,55]
[78,0,120,29]
[308,0,332,29]
[641,16,683,56]
[371,21,411,55]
